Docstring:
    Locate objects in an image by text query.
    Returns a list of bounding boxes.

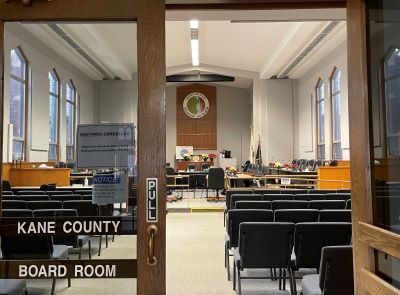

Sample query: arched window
[66,81,76,162]
[10,47,28,161]
[49,70,60,161]
[384,48,400,157]
[331,68,342,159]
[316,79,325,160]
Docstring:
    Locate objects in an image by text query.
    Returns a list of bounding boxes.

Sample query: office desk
[9,168,70,187]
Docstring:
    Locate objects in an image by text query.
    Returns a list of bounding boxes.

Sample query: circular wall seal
[183,92,209,119]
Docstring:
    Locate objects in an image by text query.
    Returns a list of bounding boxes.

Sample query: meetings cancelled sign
[76,123,135,169]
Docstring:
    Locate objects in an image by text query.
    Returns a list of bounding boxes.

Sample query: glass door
[0,1,166,295]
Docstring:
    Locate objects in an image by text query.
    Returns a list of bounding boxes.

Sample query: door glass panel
[1,21,138,294]
[367,0,400,288]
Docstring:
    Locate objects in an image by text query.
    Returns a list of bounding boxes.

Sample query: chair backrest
[187,164,196,171]
[27,201,62,210]
[294,222,352,269]
[309,189,338,194]
[82,195,93,201]
[1,191,14,195]
[238,222,295,269]
[2,200,27,209]
[46,190,73,196]
[337,189,351,194]
[307,160,317,171]
[225,190,253,209]
[196,174,207,188]
[1,196,17,201]
[17,190,46,195]
[230,194,262,210]
[329,160,338,166]
[235,201,271,210]
[257,189,284,195]
[40,184,56,191]
[63,200,98,216]
[346,199,351,209]
[201,163,210,171]
[261,165,269,175]
[309,200,346,210]
[272,200,309,210]
[75,190,93,196]
[319,210,352,222]
[262,194,293,201]
[325,193,351,201]
[274,209,319,223]
[33,208,78,217]
[0,209,54,259]
[1,209,32,217]
[2,180,11,191]
[294,194,325,201]
[291,190,310,195]
[316,160,325,167]
[17,195,50,201]
[226,209,274,247]
[50,194,82,202]
[319,246,354,295]
[207,168,225,190]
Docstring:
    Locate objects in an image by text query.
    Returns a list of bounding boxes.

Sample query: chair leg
[237,265,242,295]
[51,278,56,295]
[112,235,115,242]
[283,269,286,290]
[270,268,273,281]
[68,278,71,288]
[226,245,230,281]
[289,269,296,295]
[279,268,282,290]
[98,235,102,256]
[79,246,83,259]
[88,239,92,260]
[106,235,109,248]
[233,261,236,290]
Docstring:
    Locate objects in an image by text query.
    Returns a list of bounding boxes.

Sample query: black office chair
[0,209,70,295]
[207,167,225,201]
[225,209,274,280]
[2,180,12,191]
[329,160,339,166]
[272,200,309,210]
[27,201,62,210]
[262,194,293,201]
[309,200,346,210]
[290,222,352,291]
[50,194,82,202]
[201,163,210,171]
[319,210,352,222]
[324,193,351,201]
[300,246,354,295]
[274,209,319,223]
[294,194,325,201]
[187,163,196,171]
[235,201,271,210]
[34,209,92,259]
[307,160,317,171]
[1,200,27,209]
[316,160,324,167]
[40,183,57,191]
[233,222,296,295]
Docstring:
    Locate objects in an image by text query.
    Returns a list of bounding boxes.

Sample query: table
[9,168,70,186]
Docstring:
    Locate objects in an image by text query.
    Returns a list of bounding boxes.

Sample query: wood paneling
[166,0,346,10]
[359,222,400,261]
[9,168,70,186]
[318,166,351,189]
[176,84,217,150]
[361,268,400,295]
[2,161,56,181]
[0,1,166,294]
[347,0,375,294]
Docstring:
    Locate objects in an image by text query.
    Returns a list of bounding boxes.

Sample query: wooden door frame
[0,1,166,295]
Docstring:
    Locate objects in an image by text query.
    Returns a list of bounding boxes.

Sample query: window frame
[9,46,28,161]
[48,69,60,162]
[65,80,77,162]
[315,78,325,160]
[330,67,343,160]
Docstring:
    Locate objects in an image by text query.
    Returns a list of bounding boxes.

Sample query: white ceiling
[17,9,346,89]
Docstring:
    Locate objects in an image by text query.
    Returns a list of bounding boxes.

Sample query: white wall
[294,40,349,160]
[4,23,96,162]
[166,83,251,168]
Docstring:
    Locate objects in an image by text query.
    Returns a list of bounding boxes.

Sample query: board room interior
[0,6,398,295]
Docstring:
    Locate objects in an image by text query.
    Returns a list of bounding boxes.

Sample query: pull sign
[146,178,158,223]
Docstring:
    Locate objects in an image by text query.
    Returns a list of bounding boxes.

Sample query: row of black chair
[0,189,93,196]
[227,221,352,295]
[2,194,92,202]
[232,199,350,210]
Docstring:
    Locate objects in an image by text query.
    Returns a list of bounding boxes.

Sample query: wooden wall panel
[176,84,217,150]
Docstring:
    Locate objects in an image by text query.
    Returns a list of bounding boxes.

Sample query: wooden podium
[9,168,71,186]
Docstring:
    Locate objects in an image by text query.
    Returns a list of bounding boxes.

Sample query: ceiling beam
[167,63,258,79]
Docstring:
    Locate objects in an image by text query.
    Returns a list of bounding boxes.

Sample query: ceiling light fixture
[190,20,199,66]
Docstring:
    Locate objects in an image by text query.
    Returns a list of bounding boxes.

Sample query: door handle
[147,225,158,266]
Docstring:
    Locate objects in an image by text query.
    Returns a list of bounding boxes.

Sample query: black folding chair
[27,201,62,210]
[308,200,346,210]
[319,210,352,222]
[274,209,319,223]
[294,194,325,201]
[1,200,27,209]
[17,190,46,195]
[272,200,309,210]
[233,222,296,295]
[234,201,271,210]
[263,194,293,201]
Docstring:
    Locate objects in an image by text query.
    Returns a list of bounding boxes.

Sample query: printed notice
[93,172,127,205]
[76,123,135,169]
